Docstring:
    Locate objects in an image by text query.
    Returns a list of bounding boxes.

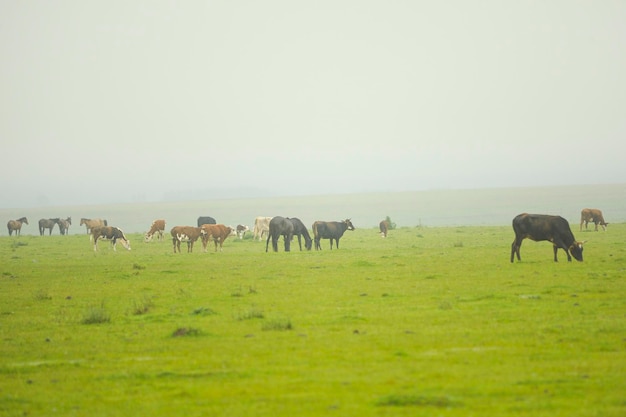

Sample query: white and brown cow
[91,226,131,252]
[144,219,166,242]
[253,216,272,241]
[170,226,206,253]
[201,224,236,252]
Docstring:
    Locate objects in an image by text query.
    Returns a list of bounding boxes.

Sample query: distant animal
[511,213,584,263]
[266,216,313,252]
[312,219,355,250]
[58,217,72,235]
[38,218,60,236]
[7,217,28,236]
[144,219,166,242]
[236,224,249,239]
[379,220,390,238]
[201,224,236,252]
[170,226,206,253]
[580,208,608,231]
[91,226,131,252]
[80,218,108,235]
[253,216,272,240]
[197,216,216,227]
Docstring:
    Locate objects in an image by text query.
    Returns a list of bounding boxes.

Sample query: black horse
[266,216,313,252]
[39,218,60,236]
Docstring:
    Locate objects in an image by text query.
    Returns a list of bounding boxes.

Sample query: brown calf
[170,226,206,253]
[201,224,236,252]
[145,219,166,242]
[580,208,608,231]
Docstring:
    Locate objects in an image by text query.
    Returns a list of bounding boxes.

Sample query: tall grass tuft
[82,301,111,324]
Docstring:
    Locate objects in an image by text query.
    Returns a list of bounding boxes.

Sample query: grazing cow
[580,208,608,231]
[266,216,313,252]
[511,213,584,263]
[80,218,108,235]
[7,217,28,236]
[38,218,60,236]
[201,224,236,252]
[253,216,272,241]
[58,217,72,235]
[379,220,390,238]
[236,224,249,239]
[197,216,216,227]
[312,219,355,250]
[144,219,166,242]
[171,226,206,253]
[91,226,131,252]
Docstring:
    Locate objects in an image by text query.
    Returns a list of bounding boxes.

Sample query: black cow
[197,216,216,227]
[312,219,355,250]
[511,213,584,263]
[266,216,313,252]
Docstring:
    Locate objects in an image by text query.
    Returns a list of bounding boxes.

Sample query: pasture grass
[0,225,625,416]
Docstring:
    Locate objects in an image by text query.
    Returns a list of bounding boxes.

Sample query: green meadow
[1,224,625,416]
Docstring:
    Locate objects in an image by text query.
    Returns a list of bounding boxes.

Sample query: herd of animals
[4,208,609,262]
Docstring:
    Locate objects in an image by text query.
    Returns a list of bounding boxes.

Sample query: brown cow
[170,226,206,253]
[91,226,131,252]
[379,220,390,238]
[580,208,608,231]
[144,219,166,242]
[201,224,236,252]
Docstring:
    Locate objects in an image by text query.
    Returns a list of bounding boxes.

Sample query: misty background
[1,1,625,209]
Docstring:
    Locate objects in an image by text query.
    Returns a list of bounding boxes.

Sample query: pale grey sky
[1,1,625,208]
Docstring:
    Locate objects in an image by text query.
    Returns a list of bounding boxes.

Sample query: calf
[171,226,206,253]
[92,226,131,252]
[236,224,249,239]
[201,224,236,252]
[511,213,584,263]
[144,219,166,242]
[580,208,608,231]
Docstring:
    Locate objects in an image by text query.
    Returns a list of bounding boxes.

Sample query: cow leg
[94,236,99,252]
[510,238,523,262]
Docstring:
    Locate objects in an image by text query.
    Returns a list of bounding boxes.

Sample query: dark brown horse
[39,218,60,236]
[7,217,28,236]
[58,217,72,235]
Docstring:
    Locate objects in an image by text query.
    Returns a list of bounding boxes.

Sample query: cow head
[569,241,585,261]
[344,219,355,231]
[144,232,153,243]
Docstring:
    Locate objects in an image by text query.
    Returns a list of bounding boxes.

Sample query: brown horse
[7,217,28,236]
[80,218,108,235]
[58,217,72,235]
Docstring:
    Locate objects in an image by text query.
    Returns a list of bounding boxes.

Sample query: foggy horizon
[2,2,625,210]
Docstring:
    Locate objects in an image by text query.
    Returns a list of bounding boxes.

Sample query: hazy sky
[2,1,625,208]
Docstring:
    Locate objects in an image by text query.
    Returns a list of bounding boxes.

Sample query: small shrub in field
[131,296,153,315]
[262,318,292,331]
[192,307,216,316]
[236,306,264,321]
[376,394,457,408]
[82,302,111,324]
[453,241,463,247]
[33,289,51,300]
[172,327,201,337]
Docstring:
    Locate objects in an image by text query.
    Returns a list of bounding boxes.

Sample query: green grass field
[1,224,624,416]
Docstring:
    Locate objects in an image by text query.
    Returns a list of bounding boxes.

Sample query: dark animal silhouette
[38,218,60,236]
[265,217,312,252]
[197,216,216,227]
[312,219,355,250]
[58,217,71,235]
[7,217,28,236]
[511,213,584,263]
[379,220,390,238]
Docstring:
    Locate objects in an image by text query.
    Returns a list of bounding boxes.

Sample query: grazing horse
[312,219,355,250]
[91,226,131,252]
[38,218,60,236]
[7,217,28,236]
[379,220,390,238]
[58,217,72,235]
[266,217,313,252]
[80,218,108,236]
